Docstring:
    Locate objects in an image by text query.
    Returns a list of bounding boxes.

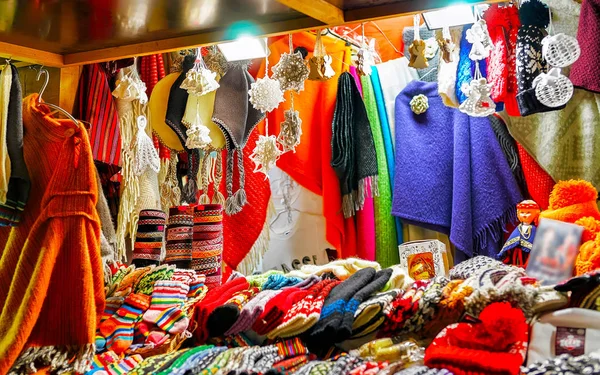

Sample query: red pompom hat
[425,302,528,375]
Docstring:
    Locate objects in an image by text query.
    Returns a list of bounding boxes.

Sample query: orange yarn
[575,233,600,276]
[0,95,104,373]
[256,32,356,257]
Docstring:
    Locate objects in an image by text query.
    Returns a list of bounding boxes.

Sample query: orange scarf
[0,95,104,374]
[257,32,357,258]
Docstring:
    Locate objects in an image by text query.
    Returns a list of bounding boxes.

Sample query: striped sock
[100,297,124,323]
[143,281,190,334]
[99,294,150,354]
[106,355,144,375]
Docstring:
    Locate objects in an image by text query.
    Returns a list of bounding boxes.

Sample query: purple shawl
[391,81,522,259]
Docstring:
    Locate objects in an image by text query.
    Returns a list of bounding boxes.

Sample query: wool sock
[146,330,170,346]
[133,320,151,344]
[132,209,167,267]
[99,293,151,354]
[134,264,175,295]
[143,280,190,334]
[106,354,144,375]
[188,274,206,298]
[101,296,125,323]
[164,205,194,269]
[192,204,224,289]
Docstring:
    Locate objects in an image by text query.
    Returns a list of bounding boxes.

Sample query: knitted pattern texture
[164,205,193,268]
[0,95,104,375]
[192,204,223,289]
[0,64,30,226]
[225,289,282,335]
[132,209,166,266]
[360,75,399,268]
[566,0,600,93]
[331,72,379,218]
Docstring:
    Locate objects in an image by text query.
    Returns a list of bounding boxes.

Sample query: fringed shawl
[331,72,379,218]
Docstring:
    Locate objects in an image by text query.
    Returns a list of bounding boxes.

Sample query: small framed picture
[526,218,583,286]
[399,240,447,280]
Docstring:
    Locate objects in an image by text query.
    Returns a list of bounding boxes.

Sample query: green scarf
[360,76,399,267]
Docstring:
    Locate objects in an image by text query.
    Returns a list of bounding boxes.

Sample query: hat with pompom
[424,302,528,375]
[539,179,600,223]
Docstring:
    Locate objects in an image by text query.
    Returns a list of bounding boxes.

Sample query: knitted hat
[225,289,282,335]
[569,0,600,94]
[338,268,393,342]
[206,286,259,337]
[267,278,340,339]
[539,179,600,223]
[192,204,224,289]
[575,231,600,276]
[351,289,401,338]
[515,0,563,116]
[424,302,528,375]
[305,267,376,353]
[382,265,413,291]
[164,205,194,268]
[212,65,265,215]
[132,209,167,267]
[401,276,450,336]
[288,258,382,281]
[252,287,310,335]
[262,273,303,290]
[378,280,429,337]
[449,256,513,280]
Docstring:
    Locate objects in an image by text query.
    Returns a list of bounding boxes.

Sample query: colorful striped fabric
[143,280,190,334]
[192,204,224,289]
[98,293,151,355]
[164,206,194,268]
[74,63,121,176]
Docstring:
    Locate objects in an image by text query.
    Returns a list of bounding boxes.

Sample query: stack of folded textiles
[82,256,560,375]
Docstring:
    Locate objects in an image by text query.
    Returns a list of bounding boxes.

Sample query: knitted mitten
[268,279,340,339]
[105,354,144,375]
[207,286,260,337]
[352,289,401,338]
[338,268,393,341]
[305,267,376,352]
[262,274,303,290]
[99,293,151,354]
[225,289,282,335]
[187,274,207,298]
[252,287,310,335]
[143,280,190,334]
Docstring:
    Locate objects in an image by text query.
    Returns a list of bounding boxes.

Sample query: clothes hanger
[323,28,361,48]
[34,66,80,126]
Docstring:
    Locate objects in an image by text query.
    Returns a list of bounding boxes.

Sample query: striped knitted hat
[164,205,194,268]
[192,204,224,289]
[132,209,167,267]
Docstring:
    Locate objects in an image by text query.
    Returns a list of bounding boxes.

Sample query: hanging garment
[392,81,522,259]
[349,66,375,262]
[258,32,357,258]
[0,95,104,374]
[0,64,30,227]
[455,26,488,105]
[361,75,399,268]
[504,89,600,193]
[373,58,418,147]
[515,144,555,210]
[569,0,600,94]
[139,54,166,97]
[73,63,121,178]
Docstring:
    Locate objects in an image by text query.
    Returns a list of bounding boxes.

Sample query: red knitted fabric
[252,287,310,335]
[570,0,600,94]
[378,280,428,337]
[194,277,249,343]
[484,4,509,103]
[502,4,522,116]
[517,144,554,210]
[425,302,528,375]
[220,131,271,274]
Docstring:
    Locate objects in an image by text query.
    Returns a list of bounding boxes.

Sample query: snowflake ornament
[278,108,302,153]
[248,76,285,113]
[271,51,310,93]
[250,134,282,177]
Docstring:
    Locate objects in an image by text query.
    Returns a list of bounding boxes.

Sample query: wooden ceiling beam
[276,0,344,25]
[0,41,64,67]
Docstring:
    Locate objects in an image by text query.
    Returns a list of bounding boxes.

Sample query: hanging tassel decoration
[212,152,225,205]
[185,99,212,149]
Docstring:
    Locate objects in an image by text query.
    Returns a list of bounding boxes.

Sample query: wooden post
[59,66,81,114]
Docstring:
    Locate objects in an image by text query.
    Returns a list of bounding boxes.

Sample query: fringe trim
[473,205,518,256]
[342,193,355,219]
[236,202,274,275]
[8,344,95,375]
[342,175,379,218]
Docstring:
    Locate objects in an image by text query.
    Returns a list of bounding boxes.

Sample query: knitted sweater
[0,95,104,374]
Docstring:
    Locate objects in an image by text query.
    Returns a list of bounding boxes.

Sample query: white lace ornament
[272,36,310,93]
[409,94,429,115]
[134,115,160,175]
[533,67,573,108]
[542,33,580,68]
[424,37,439,59]
[466,20,493,61]
[113,74,148,104]
[185,98,212,149]
[278,106,302,153]
[250,133,282,177]
[459,78,496,117]
[249,76,285,113]
[180,51,220,96]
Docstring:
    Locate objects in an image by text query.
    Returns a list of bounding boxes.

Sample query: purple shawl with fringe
[391,81,522,259]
